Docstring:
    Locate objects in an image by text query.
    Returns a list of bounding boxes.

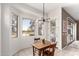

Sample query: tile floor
[14,41,79,56]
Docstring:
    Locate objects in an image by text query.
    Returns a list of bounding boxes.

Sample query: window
[11,13,18,38]
[38,21,43,35]
[50,20,56,41]
[50,20,56,34]
[22,18,35,36]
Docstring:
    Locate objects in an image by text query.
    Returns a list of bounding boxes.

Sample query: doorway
[67,18,76,44]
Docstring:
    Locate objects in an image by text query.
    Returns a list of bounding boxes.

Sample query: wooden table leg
[38,50,41,56]
[42,49,44,56]
[33,46,35,56]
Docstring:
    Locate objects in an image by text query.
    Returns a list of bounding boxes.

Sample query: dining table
[32,39,56,56]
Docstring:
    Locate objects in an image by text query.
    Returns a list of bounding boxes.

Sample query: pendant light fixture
[39,3,49,23]
[42,3,49,22]
[43,3,45,22]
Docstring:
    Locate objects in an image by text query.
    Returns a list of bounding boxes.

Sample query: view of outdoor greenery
[22,18,35,36]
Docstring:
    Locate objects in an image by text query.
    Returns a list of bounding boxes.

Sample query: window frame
[22,17,35,37]
[11,12,19,38]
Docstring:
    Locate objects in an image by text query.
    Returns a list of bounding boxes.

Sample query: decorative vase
[42,39,45,44]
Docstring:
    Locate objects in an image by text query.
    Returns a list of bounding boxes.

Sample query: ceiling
[25,3,79,20]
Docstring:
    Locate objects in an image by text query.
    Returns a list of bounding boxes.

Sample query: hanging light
[43,3,45,22]
[39,3,49,23]
[42,3,49,22]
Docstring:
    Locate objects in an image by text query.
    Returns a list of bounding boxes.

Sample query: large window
[22,18,35,36]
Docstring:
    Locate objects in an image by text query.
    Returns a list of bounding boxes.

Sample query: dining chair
[33,38,40,56]
[34,38,40,43]
[43,43,56,56]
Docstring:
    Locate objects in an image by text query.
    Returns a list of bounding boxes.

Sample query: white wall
[48,7,62,50]
[0,4,1,56]
[1,4,11,56]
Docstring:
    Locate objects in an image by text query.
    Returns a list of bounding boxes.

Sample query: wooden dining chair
[33,38,40,56]
[43,43,56,56]
[34,38,40,43]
